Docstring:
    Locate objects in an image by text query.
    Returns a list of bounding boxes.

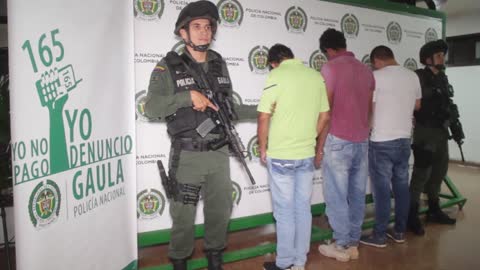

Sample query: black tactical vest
[163,50,232,138]
[414,67,451,128]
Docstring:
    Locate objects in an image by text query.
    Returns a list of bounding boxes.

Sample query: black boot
[427,199,456,224]
[170,258,187,270]
[206,250,224,270]
[408,202,425,235]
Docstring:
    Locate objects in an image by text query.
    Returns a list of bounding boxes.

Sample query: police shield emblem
[137,189,165,219]
[248,46,270,74]
[425,28,438,43]
[341,13,359,39]
[404,58,418,71]
[29,179,61,228]
[285,6,307,33]
[218,0,243,27]
[387,21,402,44]
[134,0,165,20]
[309,50,327,72]
[247,135,260,161]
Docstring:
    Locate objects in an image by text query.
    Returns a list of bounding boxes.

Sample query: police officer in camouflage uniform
[408,40,457,236]
[142,1,256,269]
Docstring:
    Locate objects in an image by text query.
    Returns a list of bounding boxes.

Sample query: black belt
[175,138,212,152]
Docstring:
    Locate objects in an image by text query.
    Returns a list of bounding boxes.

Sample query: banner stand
[138,177,467,270]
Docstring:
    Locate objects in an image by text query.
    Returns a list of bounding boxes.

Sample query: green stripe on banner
[122,260,138,270]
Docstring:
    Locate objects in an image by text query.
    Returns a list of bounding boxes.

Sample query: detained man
[359,45,421,248]
[257,44,330,270]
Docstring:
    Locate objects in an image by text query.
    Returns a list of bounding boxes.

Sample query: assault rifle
[204,89,256,185]
[442,74,466,162]
[446,101,465,162]
[178,55,256,185]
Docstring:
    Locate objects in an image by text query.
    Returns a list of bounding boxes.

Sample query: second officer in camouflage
[408,39,462,235]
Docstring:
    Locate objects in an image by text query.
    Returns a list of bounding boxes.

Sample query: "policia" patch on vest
[176,77,195,87]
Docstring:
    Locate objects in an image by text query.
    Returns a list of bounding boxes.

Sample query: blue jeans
[322,134,368,247]
[267,157,315,268]
[369,138,411,236]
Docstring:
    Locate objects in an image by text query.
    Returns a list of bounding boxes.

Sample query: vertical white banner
[8,1,137,269]
[134,0,442,234]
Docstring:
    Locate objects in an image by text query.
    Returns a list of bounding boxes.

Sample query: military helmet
[419,39,448,65]
[174,0,219,36]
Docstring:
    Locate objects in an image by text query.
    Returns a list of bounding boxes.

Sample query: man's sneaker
[386,229,406,243]
[291,266,305,270]
[263,261,292,270]
[318,243,350,262]
[360,234,387,248]
[346,246,359,260]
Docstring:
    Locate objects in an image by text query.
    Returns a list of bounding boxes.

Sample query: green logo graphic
[22,29,83,174]
[309,50,328,72]
[248,46,269,74]
[341,13,360,39]
[425,28,438,43]
[231,181,242,206]
[218,0,244,27]
[386,21,402,44]
[247,135,260,161]
[135,90,152,122]
[285,6,307,33]
[171,41,186,55]
[29,179,61,228]
[232,91,243,106]
[404,58,418,71]
[361,54,372,69]
[134,0,165,20]
[137,189,166,219]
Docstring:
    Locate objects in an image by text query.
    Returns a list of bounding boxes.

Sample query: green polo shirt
[257,59,329,159]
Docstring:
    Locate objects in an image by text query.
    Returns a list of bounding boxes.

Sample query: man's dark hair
[370,45,395,63]
[319,28,346,53]
[268,44,294,65]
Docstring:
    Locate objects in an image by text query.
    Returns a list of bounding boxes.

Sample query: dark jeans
[369,138,411,236]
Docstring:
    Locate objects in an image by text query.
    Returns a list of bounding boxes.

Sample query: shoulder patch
[263,84,277,91]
